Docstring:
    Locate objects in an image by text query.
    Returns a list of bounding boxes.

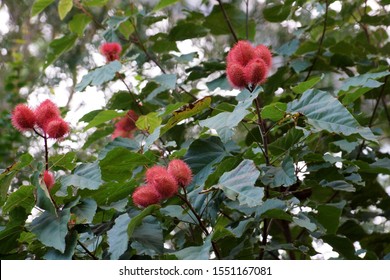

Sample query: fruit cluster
[100,42,122,62]
[226,40,272,89]
[11,99,69,139]
[132,159,193,208]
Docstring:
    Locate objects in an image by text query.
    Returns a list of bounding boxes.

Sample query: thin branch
[77,240,99,260]
[44,134,49,171]
[245,0,250,40]
[118,76,145,115]
[74,0,105,30]
[357,76,388,159]
[304,0,329,81]
[177,193,222,259]
[217,0,239,42]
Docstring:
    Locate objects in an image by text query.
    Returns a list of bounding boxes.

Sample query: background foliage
[1,0,390,260]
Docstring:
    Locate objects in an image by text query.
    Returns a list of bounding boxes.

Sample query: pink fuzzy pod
[43,170,55,190]
[132,185,161,208]
[226,63,247,89]
[46,118,70,139]
[244,58,268,86]
[254,44,272,68]
[168,159,193,187]
[34,99,61,132]
[11,104,36,132]
[100,42,122,62]
[227,41,256,67]
[146,166,178,199]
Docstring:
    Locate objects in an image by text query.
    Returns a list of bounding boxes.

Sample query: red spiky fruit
[111,110,138,139]
[100,42,122,62]
[227,40,256,66]
[254,44,272,68]
[226,63,247,89]
[11,104,36,132]
[46,118,70,139]
[244,58,268,85]
[43,170,55,190]
[132,185,161,208]
[146,166,178,199]
[168,159,193,187]
[34,99,61,131]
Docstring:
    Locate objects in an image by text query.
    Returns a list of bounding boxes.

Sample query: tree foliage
[1,0,390,260]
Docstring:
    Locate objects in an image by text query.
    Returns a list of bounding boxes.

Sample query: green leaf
[29,209,70,253]
[290,59,311,73]
[127,205,160,237]
[173,236,212,260]
[317,201,346,234]
[161,96,211,135]
[263,4,291,23]
[145,74,177,102]
[79,181,134,208]
[293,213,317,232]
[3,185,35,214]
[50,152,77,170]
[58,0,73,20]
[34,171,56,214]
[75,61,122,92]
[292,75,324,94]
[204,4,255,40]
[82,0,108,6]
[69,14,91,37]
[216,159,263,207]
[44,230,78,260]
[200,89,259,142]
[71,198,97,223]
[160,205,197,224]
[132,216,163,255]
[269,128,304,157]
[83,110,126,131]
[261,102,287,121]
[322,235,357,259]
[108,213,131,259]
[0,154,33,205]
[99,147,155,182]
[338,71,390,104]
[287,89,376,141]
[31,0,55,17]
[98,137,140,160]
[168,23,208,41]
[262,156,297,188]
[184,137,232,187]
[136,112,162,133]
[276,39,299,56]
[256,198,287,217]
[320,180,356,192]
[61,162,103,191]
[44,33,77,69]
[152,0,179,11]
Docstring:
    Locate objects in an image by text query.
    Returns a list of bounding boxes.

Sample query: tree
[0,0,390,260]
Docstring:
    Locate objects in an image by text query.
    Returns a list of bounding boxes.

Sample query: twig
[77,240,99,260]
[177,192,222,259]
[217,0,239,42]
[245,0,250,40]
[357,76,388,159]
[304,0,329,81]
[118,76,145,115]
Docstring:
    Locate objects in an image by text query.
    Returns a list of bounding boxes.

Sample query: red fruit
[100,42,122,62]
[43,170,55,190]
[146,166,178,199]
[227,41,256,67]
[132,185,161,207]
[227,63,247,89]
[112,110,138,139]
[168,159,193,187]
[11,104,36,132]
[34,99,61,131]
[46,118,70,139]
[254,44,272,68]
[244,58,268,85]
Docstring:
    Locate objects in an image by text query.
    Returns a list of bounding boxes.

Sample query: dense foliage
[1,0,390,260]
